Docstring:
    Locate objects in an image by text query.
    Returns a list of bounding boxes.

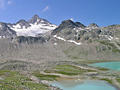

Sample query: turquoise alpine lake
[90,62,120,70]
[51,80,117,90]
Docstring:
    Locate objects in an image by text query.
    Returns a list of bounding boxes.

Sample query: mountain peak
[62,19,74,24]
[57,19,86,30]
[60,19,78,28]
[15,19,30,29]
[16,19,29,25]
[28,14,50,25]
[52,20,84,35]
[88,23,99,28]
[28,14,40,24]
[8,15,57,36]
[75,22,86,28]
[33,14,40,20]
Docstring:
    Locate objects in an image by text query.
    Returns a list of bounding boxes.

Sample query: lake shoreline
[41,60,120,90]
[50,78,119,90]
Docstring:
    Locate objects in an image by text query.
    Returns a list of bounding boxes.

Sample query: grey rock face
[0,22,16,38]
[75,22,86,28]
[88,23,99,28]
[51,19,120,43]
[16,19,30,28]
[14,36,47,44]
[52,20,85,36]
[52,20,100,41]
[55,20,80,30]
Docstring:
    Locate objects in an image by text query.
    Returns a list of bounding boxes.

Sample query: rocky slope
[52,19,118,43]
[50,20,120,61]
[0,22,16,38]
[0,17,120,71]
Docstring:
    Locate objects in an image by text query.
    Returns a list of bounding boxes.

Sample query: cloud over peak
[0,0,12,9]
[42,6,49,12]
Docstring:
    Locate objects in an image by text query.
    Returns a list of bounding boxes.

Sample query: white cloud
[7,0,12,5]
[42,6,49,12]
[0,0,12,9]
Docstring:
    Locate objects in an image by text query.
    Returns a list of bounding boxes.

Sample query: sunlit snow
[54,35,82,45]
[10,23,57,37]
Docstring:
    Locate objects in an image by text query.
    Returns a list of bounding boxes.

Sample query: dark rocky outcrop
[16,19,30,28]
[28,15,51,25]
[14,36,47,44]
[88,23,99,28]
[52,20,85,37]
[0,22,16,38]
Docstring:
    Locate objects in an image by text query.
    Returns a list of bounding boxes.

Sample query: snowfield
[10,23,57,37]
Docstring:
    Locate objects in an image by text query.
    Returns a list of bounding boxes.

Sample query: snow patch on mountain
[99,35,114,41]
[10,23,57,37]
[54,35,66,41]
[0,24,2,28]
[54,35,82,45]
[8,15,57,37]
[67,40,82,45]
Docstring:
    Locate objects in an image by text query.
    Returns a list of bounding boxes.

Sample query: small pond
[51,80,117,90]
[90,61,120,71]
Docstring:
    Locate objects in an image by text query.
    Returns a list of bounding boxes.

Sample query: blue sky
[0,0,120,26]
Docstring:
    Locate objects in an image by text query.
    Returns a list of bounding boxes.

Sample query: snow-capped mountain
[0,17,120,61]
[9,15,57,37]
[0,15,120,47]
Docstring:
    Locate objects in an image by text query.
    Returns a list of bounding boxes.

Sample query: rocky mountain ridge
[0,15,120,65]
[52,19,119,43]
[0,15,120,47]
[0,15,119,42]
[0,15,57,37]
